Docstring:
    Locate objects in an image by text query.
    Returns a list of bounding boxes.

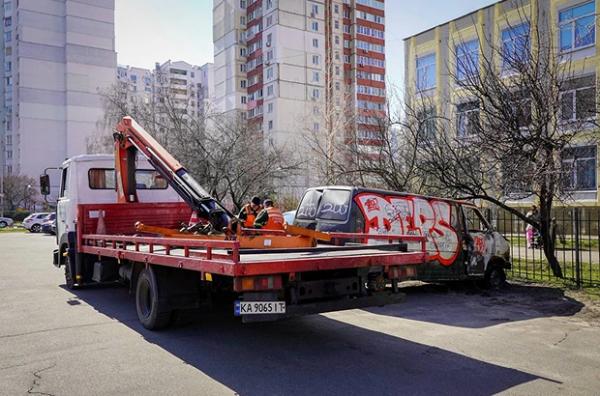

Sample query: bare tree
[404,2,598,277]
[1,174,38,212]
[94,82,299,212]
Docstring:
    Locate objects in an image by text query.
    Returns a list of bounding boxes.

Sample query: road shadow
[365,282,584,329]
[64,284,552,395]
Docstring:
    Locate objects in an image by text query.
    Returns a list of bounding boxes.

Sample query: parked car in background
[22,212,50,233]
[0,216,14,228]
[283,210,296,225]
[41,213,57,234]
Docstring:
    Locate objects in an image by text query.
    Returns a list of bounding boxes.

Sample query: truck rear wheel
[64,256,76,290]
[136,267,172,330]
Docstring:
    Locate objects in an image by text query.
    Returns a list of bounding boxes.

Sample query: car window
[296,190,322,220]
[316,189,351,221]
[463,206,490,232]
[88,168,168,190]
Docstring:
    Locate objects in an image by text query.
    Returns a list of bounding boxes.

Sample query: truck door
[461,206,494,276]
[56,166,70,244]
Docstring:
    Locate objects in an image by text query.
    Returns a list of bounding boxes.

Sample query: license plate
[234,301,286,316]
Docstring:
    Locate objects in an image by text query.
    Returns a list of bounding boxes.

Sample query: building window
[240,0,246,8]
[3,17,11,27]
[335,81,340,90]
[4,31,10,42]
[266,67,273,79]
[312,88,320,99]
[241,80,247,88]
[268,120,273,130]
[455,39,479,81]
[311,4,319,15]
[266,0,273,9]
[313,122,320,132]
[241,96,247,104]
[334,4,339,13]
[335,35,340,45]
[240,47,247,56]
[267,102,273,113]
[267,84,274,96]
[311,21,319,31]
[312,38,319,48]
[559,1,595,52]
[240,63,247,72]
[313,71,320,82]
[502,23,530,69]
[562,145,597,191]
[560,74,596,121]
[4,62,11,72]
[416,53,436,91]
[312,55,320,65]
[456,101,480,138]
[335,20,339,29]
[335,66,340,75]
[267,50,274,61]
[267,15,273,26]
[417,107,436,140]
[5,46,11,56]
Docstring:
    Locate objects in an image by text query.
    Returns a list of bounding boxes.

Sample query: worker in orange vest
[253,199,285,230]
[238,196,263,228]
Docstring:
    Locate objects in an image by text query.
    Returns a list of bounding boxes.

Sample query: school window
[416,53,436,90]
[417,107,436,140]
[456,101,480,138]
[561,145,597,191]
[559,1,595,52]
[455,39,479,81]
[312,38,319,48]
[501,23,530,69]
[560,74,596,121]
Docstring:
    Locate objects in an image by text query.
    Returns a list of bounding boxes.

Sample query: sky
[115,0,498,90]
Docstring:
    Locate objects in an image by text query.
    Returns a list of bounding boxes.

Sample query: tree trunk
[539,192,563,278]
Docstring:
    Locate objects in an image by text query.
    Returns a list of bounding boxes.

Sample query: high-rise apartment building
[0,0,116,190]
[213,0,386,195]
[117,61,215,118]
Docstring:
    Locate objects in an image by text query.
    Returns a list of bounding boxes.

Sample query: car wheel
[485,266,506,289]
[136,267,173,330]
[30,224,41,233]
[0,221,7,228]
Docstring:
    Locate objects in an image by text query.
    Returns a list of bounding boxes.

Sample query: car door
[461,206,494,276]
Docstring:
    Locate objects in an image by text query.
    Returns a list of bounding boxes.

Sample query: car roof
[304,186,475,206]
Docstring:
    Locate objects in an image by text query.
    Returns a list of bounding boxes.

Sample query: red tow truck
[49,117,426,329]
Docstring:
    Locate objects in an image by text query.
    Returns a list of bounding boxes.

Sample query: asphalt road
[1,233,600,395]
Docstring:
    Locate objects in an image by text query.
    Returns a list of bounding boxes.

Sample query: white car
[0,216,13,228]
[22,212,50,233]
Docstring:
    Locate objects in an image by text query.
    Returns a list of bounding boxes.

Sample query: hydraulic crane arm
[114,116,233,232]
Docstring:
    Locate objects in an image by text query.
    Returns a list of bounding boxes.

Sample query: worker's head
[250,196,261,210]
[263,199,274,208]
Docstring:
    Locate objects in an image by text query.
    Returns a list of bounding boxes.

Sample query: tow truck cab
[294,186,511,287]
[53,154,183,268]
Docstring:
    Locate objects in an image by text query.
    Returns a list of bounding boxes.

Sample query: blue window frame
[456,39,479,81]
[416,53,436,91]
[502,23,530,69]
[559,1,595,52]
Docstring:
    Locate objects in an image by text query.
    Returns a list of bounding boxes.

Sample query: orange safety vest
[242,203,260,228]
[264,207,285,230]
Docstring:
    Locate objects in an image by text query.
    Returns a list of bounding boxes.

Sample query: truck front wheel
[136,267,172,330]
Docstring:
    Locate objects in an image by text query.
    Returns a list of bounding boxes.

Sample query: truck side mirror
[40,174,50,196]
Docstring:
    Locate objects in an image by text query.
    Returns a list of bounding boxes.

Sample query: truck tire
[64,256,76,290]
[136,267,172,330]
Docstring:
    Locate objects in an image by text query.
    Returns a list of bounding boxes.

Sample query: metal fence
[486,207,600,288]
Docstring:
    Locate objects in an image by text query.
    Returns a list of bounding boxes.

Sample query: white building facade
[0,0,117,192]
